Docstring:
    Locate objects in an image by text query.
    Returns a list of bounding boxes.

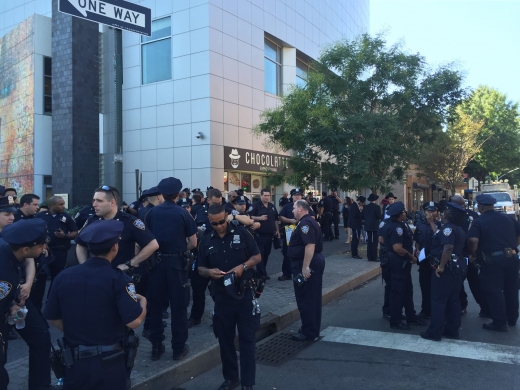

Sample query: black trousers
[254,234,273,278]
[331,212,340,238]
[29,269,48,312]
[281,236,292,278]
[366,231,378,261]
[381,263,391,316]
[189,266,211,321]
[0,299,51,390]
[350,228,361,256]
[63,351,127,390]
[213,289,260,387]
[460,262,488,313]
[388,255,416,326]
[148,259,189,354]
[426,268,462,338]
[321,213,332,239]
[418,261,432,316]
[479,256,519,327]
[291,254,325,339]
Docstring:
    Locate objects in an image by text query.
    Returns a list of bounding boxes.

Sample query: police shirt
[224,201,235,215]
[413,220,441,256]
[74,206,95,230]
[384,220,414,256]
[35,211,77,249]
[279,202,315,229]
[279,197,290,209]
[287,214,323,260]
[137,203,154,222]
[13,210,33,222]
[145,200,197,254]
[190,203,204,218]
[429,222,466,258]
[377,220,390,247]
[0,243,22,316]
[467,210,520,253]
[77,211,155,268]
[318,197,333,213]
[462,209,479,233]
[329,195,340,213]
[43,257,143,346]
[197,224,260,291]
[308,197,319,215]
[248,201,279,236]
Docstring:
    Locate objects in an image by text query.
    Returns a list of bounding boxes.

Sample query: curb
[132,264,381,390]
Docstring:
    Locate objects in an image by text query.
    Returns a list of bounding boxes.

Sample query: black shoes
[420,332,441,342]
[218,379,240,390]
[278,275,291,281]
[461,308,467,315]
[479,310,491,318]
[390,322,410,330]
[352,255,362,259]
[291,332,318,341]
[382,313,391,321]
[418,312,431,320]
[508,321,517,327]
[242,387,254,390]
[335,237,340,240]
[172,344,190,360]
[188,317,201,328]
[442,330,459,340]
[151,342,165,361]
[162,310,170,319]
[407,317,427,326]
[483,323,508,332]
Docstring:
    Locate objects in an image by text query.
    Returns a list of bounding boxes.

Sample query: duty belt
[490,249,517,257]
[72,343,123,359]
[157,252,183,257]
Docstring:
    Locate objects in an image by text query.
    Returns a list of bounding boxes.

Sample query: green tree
[461,86,520,181]
[255,34,465,193]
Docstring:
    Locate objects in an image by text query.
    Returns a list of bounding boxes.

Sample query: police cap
[0,196,17,213]
[232,196,247,205]
[2,219,48,246]
[180,198,191,208]
[78,220,123,251]
[222,272,245,299]
[423,201,439,211]
[387,201,405,216]
[182,188,190,194]
[145,186,160,197]
[445,202,466,213]
[292,188,303,196]
[192,188,201,193]
[475,194,497,205]
[157,177,183,195]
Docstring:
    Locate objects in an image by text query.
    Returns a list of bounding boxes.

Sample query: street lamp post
[497,167,520,181]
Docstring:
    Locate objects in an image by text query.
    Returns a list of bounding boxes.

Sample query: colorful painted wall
[0,16,35,194]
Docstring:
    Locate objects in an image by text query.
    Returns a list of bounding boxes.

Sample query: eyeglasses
[210,219,227,226]
[97,185,117,199]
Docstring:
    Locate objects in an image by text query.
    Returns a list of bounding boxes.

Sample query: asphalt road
[179,265,520,390]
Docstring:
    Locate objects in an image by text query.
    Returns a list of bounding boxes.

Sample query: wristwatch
[125,260,133,270]
[242,263,248,271]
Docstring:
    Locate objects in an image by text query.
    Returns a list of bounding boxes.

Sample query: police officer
[420,202,467,341]
[137,188,161,221]
[35,196,78,283]
[14,194,40,222]
[413,201,441,319]
[73,205,95,230]
[228,196,261,232]
[306,192,319,215]
[378,218,392,319]
[362,194,382,262]
[384,202,426,330]
[329,190,342,240]
[190,191,205,218]
[348,196,365,259]
[288,200,325,341]
[318,191,333,241]
[145,177,198,360]
[249,188,280,279]
[44,220,147,389]
[278,191,290,211]
[467,194,520,331]
[198,204,261,390]
[0,219,53,390]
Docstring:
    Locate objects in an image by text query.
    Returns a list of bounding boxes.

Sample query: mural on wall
[0,17,35,194]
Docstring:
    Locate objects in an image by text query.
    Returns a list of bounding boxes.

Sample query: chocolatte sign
[224,147,290,173]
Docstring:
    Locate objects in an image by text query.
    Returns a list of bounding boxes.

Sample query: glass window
[142,17,172,84]
[264,39,281,95]
[43,57,52,114]
[296,59,308,87]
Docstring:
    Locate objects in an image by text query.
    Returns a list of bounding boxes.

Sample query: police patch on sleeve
[0,281,12,300]
[443,228,452,236]
[301,225,309,234]
[231,210,237,216]
[126,283,138,302]
[248,206,253,212]
[133,219,145,230]
[379,222,385,228]
[396,227,403,236]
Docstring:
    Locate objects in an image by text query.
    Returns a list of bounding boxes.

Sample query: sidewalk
[6,238,380,390]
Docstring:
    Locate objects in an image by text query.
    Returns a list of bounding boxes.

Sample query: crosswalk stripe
[320,326,520,365]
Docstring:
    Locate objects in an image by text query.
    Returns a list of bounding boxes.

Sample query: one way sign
[59,0,152,36]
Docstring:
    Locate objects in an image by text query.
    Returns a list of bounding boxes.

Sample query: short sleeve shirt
[287,214,323,260]
[430,222,466,258]
[0,244,22,316]
[34,211,78,248]
[385,220,414,254]
[467,210,519,253]
[248,202,279,235]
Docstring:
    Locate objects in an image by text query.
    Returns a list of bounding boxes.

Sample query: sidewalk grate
[256,332,315,367]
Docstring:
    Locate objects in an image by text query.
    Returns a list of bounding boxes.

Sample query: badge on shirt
[301,225,309,234]
[396,227,403,236]
[0,281,13,300]
[126,283,138,301]
[133,219,145,230]
[61,216,67,223]
[231,210,237,216]
[443,228,452,236]
[248,206,253,212]
[379,222,385,228]
[233,235,241,244]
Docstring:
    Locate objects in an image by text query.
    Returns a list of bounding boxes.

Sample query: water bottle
[8,306,28,329]
[57,378,64,386]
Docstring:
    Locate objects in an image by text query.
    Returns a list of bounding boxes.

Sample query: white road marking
[320,327,520,365]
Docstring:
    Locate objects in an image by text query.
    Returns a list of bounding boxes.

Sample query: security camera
[196,132,204,139]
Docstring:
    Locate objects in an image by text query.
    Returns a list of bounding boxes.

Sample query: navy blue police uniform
[44,220,144,390]
[383,202,423,329]
[145,177,198,359]
[413,202,441,318]
[248,199,279,279]
[287,213,325,340]
[467,194,520,330]
[34,209,78,282]
[329,194,341,239]
[378,220,392,318]
[0,219,52,390]
[422,203,467,341]
[279,196,290,210]
[318,196,333,240]
[73,205,95,230]
[197,223,261,388]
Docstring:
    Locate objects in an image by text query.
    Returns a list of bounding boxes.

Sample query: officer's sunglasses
[97,185,116,199]
[210,219,227,226]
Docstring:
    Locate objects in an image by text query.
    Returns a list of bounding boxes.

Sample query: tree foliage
[255,33,466,193]
[415,110,486,192]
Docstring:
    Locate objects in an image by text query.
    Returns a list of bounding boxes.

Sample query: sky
[370,0,520,104]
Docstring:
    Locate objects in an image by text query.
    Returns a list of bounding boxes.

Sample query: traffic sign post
[59,0,151,36]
